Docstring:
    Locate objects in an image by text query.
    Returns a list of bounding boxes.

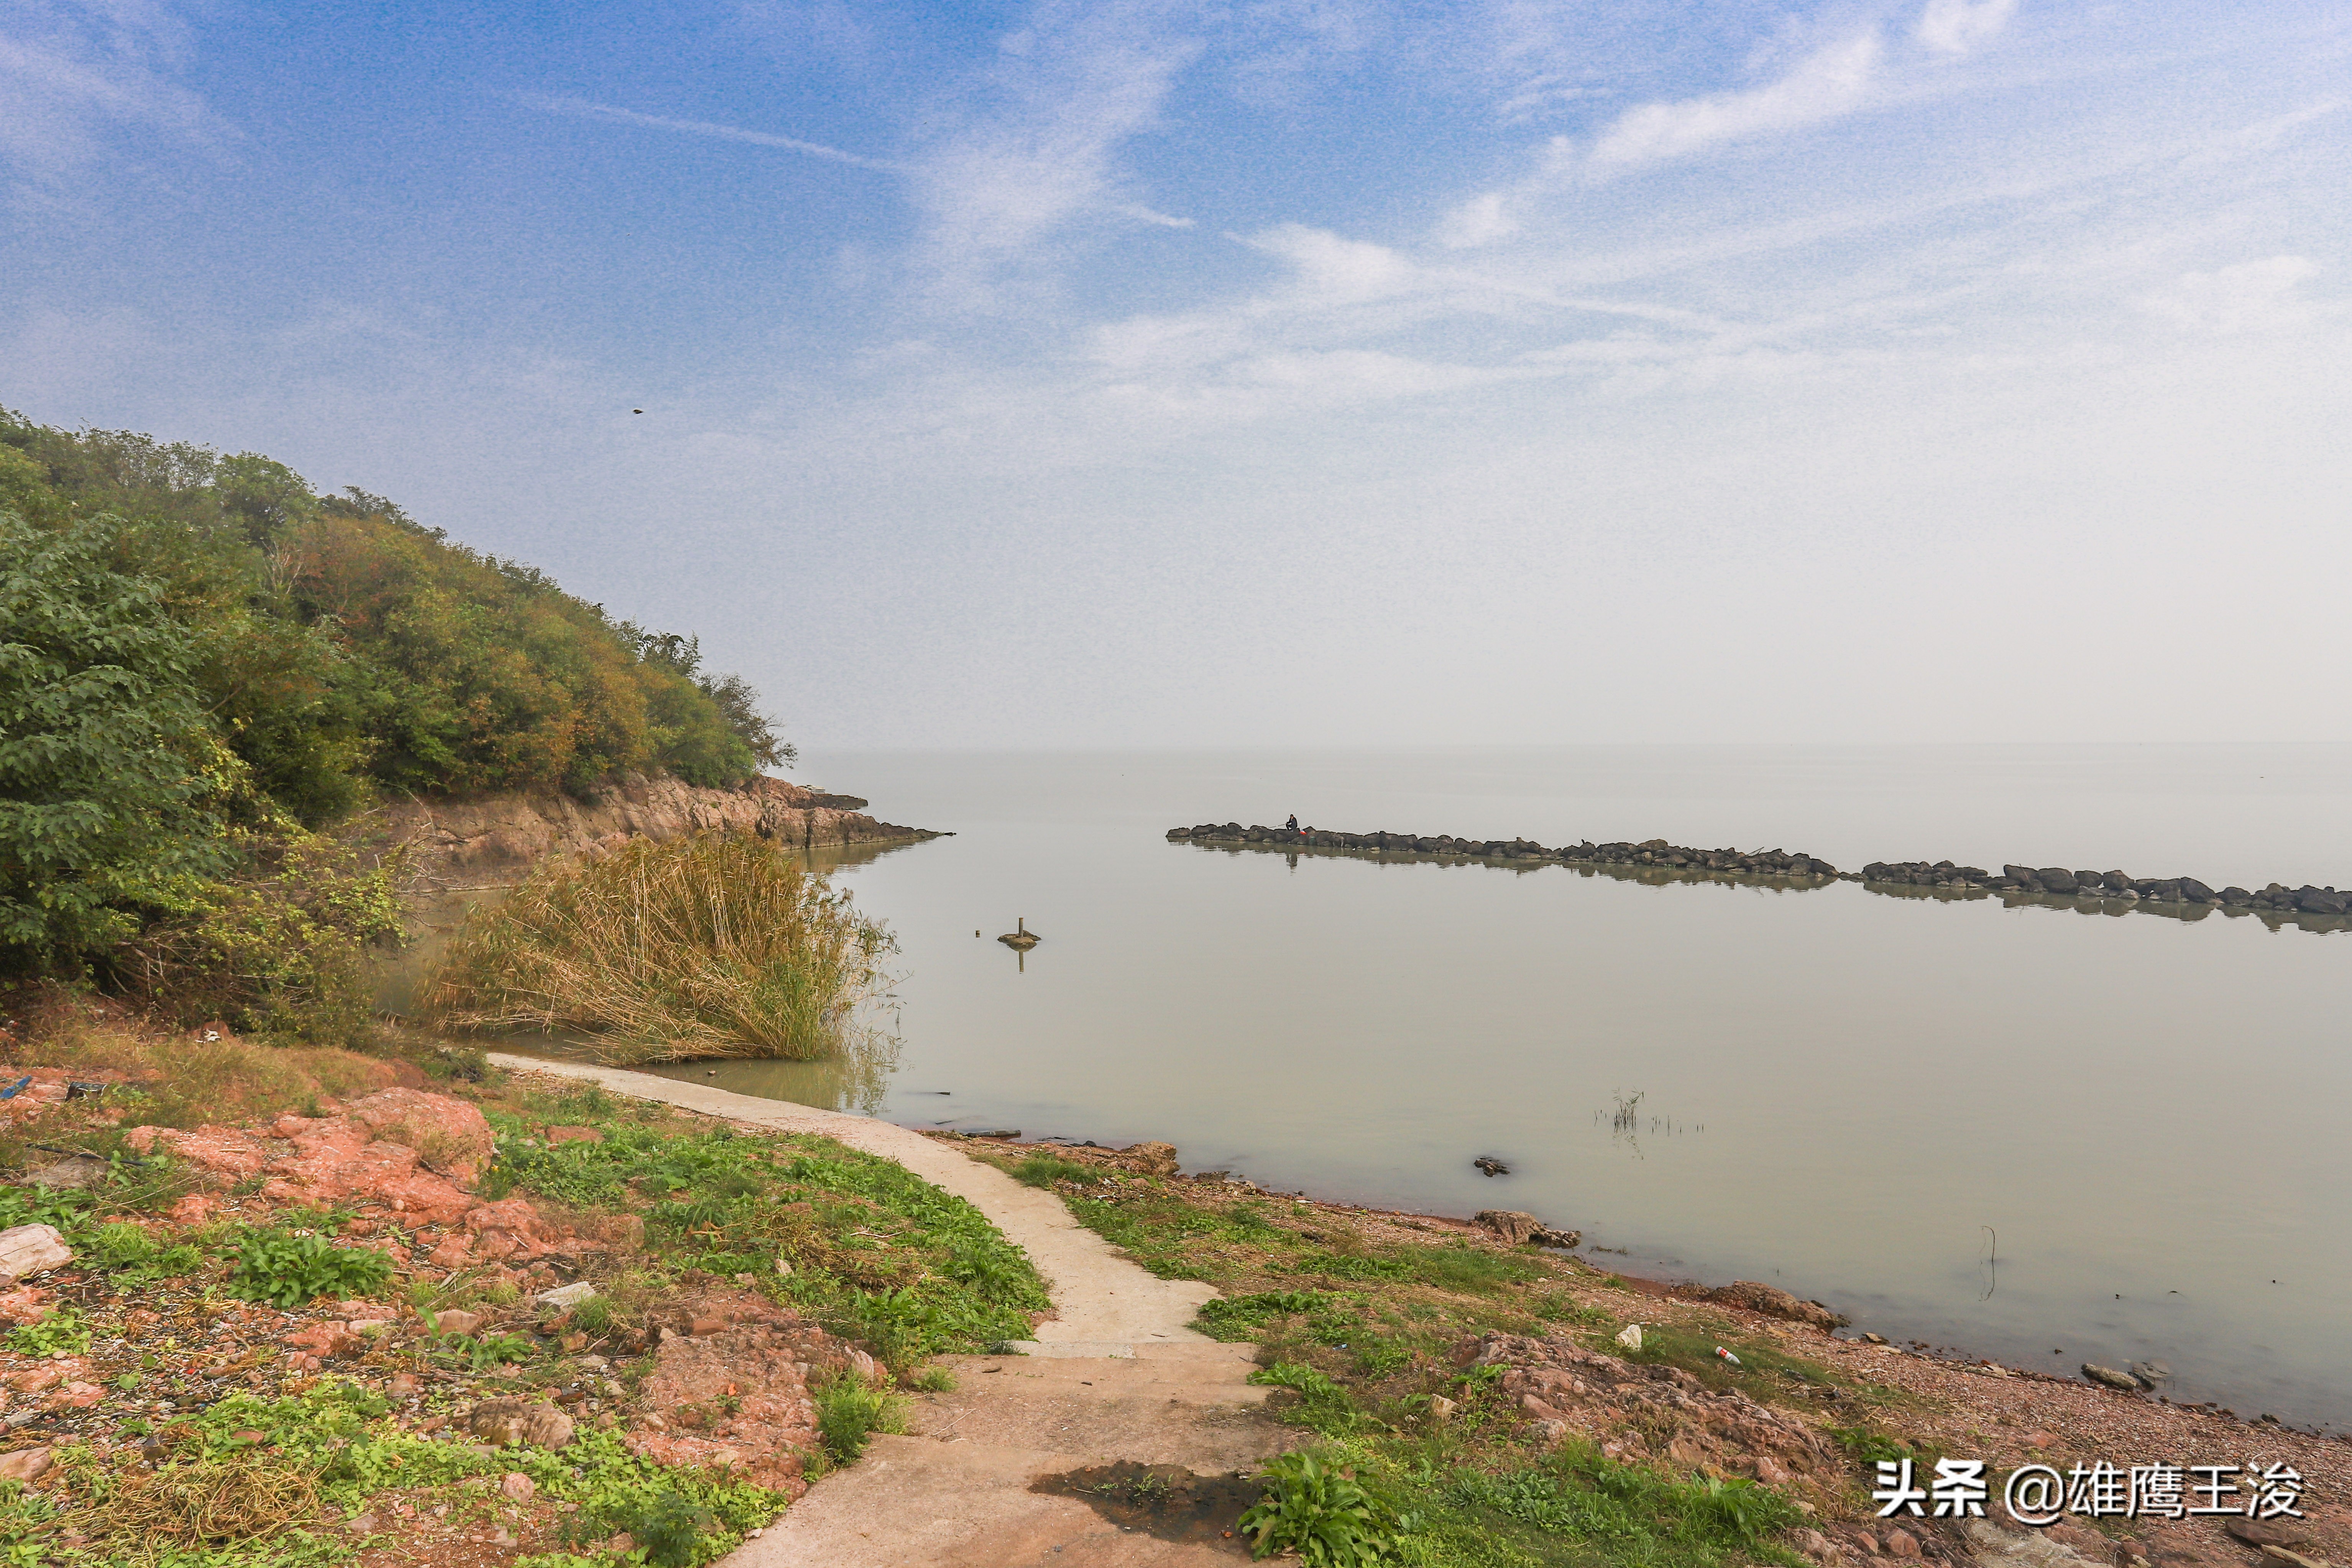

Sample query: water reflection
[637,1028,903,1115]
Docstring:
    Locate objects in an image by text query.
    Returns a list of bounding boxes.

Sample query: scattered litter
[534,1281,598,1310]
[1713,1346,1742,1368]
[1614,1323,1644,1352]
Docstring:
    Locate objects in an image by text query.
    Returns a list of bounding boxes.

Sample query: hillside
[0,409,800,1039]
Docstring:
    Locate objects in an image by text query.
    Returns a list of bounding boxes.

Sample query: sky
[4,0,2349,752]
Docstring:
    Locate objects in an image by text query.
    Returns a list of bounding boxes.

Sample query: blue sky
[5,0,2349,751]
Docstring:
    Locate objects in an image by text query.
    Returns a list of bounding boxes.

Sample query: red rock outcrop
[127,1089,495,1223]
[625,1289,871,1499]
[378,773,936,891]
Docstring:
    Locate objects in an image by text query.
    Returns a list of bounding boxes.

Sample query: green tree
[0,511,237,967]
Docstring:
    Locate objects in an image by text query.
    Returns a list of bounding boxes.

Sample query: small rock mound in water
[997,917,1040,950]
[1473,1155,1510,1177]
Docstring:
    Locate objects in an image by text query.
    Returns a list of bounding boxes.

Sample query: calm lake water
[622,745,2352,1428]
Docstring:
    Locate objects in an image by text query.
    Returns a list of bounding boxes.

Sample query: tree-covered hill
[0,408,788,1030]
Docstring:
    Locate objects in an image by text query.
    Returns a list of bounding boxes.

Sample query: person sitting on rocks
[1286,813,1302,838]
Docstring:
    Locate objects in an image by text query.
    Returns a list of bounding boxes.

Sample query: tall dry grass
[420,832,896,1063]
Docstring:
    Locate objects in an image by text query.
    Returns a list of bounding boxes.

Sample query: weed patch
[813,1373,907,1464]
[226,1222,394,1308]
[1238,1451,1389,1567]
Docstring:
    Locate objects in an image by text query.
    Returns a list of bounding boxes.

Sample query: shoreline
[923,1123,2344,1442]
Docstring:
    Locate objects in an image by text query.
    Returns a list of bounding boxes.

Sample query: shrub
[424,832,896,1062]
[227,1225,394,1308]
[110,828,405,1045]
[1237,1451,1388,1566]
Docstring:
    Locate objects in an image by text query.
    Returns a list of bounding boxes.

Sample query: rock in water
[2081,1363,2142,1392]
[1475,1210,1581,1248]
[1472,1156,1511,1177]
[1695,1280,1850,1330]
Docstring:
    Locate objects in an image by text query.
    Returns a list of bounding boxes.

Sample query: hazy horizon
[8,0,2347,751]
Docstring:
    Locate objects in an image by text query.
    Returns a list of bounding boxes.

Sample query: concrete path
[487,1057,1284,1564]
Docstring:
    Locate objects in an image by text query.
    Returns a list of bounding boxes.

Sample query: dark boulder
[2036,868,2079,894]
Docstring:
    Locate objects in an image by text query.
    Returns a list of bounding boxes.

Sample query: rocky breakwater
[1861,860,2352,930]
[379,772,939,891]
[1168,823,1840,880]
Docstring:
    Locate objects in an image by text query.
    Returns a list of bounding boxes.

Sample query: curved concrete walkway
[486,1056,1216,1344]
[490,1056,1281,1565]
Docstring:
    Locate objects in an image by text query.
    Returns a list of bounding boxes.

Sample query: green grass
[812,1373,909,1465]
[483,1085,1049,1371]
[17,1379,783,1568]
[1009,1153,1100,1188]
[975,1144,1851,1568]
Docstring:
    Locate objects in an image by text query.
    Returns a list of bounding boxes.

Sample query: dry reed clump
[421,831,897,1064]
[101,1456,324,1547]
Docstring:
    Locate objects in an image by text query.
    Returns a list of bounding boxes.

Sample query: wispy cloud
[1109,201,1194,228]
[520,82,1199,245]
[908,0,1202,304]
[1587,30,1884,169]
[0,0,210,191]
[520,94,908,171]
[1916,0,2018,56]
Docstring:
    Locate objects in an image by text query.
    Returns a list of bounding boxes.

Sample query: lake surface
[632,745,2352,1429]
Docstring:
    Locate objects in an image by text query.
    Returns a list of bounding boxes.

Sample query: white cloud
[910,0,1201,304]
[1587,31,1883,169]
[1916,0,2018,56]
[0,0,210,189]
[1245,223,1419,305]
[2139,256,2324,333]
[1437,190,1519,250]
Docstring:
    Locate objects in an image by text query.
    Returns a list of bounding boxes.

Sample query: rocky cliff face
[375,773,938,891]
